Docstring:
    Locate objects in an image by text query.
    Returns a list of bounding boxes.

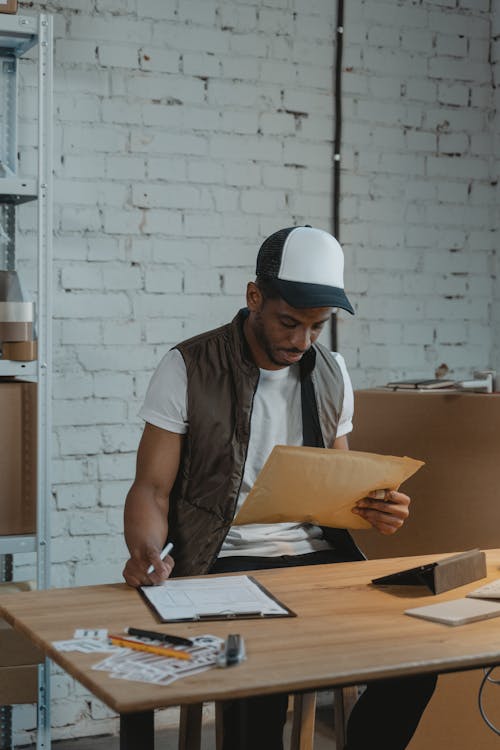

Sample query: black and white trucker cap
[256,226,354,314]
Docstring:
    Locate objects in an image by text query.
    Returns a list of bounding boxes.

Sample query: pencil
[109,635,192,660]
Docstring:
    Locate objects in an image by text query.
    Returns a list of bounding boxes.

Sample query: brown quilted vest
[168,309,347,577]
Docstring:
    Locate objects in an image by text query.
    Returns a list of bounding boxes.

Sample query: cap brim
[271,279,355,315]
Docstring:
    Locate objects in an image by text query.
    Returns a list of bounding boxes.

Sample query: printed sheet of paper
[140,575,291,622]
[91,634,225,685]
[233,446,424,529]
[54,631,225,686]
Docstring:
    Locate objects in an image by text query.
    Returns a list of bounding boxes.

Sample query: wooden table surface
[2,550,500,716]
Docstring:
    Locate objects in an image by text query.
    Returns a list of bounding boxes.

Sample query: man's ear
[246,281,264,312]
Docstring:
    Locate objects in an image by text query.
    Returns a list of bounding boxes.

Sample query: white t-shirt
[139,348,354,557]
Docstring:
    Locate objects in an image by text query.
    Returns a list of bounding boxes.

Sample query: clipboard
[371,549,487,595]
[139,575,296,622]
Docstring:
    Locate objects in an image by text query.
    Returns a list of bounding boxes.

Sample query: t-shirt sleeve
[331,352,354,438]
[138,348,188,434]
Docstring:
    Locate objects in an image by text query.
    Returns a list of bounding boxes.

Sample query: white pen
[147,542,173,575]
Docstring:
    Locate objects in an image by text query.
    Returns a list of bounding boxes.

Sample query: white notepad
[466,578,500,600]
[405,597,500,626]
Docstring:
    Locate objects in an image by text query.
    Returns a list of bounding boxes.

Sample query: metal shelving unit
[0,12,53,750]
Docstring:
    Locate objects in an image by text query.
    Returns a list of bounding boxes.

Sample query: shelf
[0,534,36,554]
[0,177,37,204]
[0,359,37,377]
[0,13,52,749]
[0,14,38,56]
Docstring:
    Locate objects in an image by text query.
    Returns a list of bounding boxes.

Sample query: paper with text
[140,575,290,622]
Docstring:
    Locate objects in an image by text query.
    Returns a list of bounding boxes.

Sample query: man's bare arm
[332,434,349,450]
[123,423,182,587]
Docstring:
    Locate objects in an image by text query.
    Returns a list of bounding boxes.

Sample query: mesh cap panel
[255,227,295,277]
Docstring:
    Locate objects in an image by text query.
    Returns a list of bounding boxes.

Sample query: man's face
[246,283,332,370]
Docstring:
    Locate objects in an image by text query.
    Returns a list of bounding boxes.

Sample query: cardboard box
[0,665,38,704]
[0,381,37,535]
[0,619,43,668]
[408,671,500,750]
[0,583,43,705]
[349,389,500,559]
[0,0,17,13]
[349,389,500,750]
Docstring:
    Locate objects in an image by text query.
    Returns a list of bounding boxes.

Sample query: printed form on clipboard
[140,575,295,622]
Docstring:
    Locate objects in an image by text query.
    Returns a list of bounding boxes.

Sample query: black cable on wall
[331,0,344,352]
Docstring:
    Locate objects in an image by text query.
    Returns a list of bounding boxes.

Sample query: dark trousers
[210,552,437,750]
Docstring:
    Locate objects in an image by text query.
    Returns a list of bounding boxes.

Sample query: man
[123,226,436,750]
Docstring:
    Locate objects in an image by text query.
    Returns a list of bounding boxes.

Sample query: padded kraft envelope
[233,446,424,529]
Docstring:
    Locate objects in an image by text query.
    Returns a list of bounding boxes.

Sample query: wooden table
[3,551,500,749]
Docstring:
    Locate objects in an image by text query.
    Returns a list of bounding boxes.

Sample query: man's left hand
[351,490,410,535]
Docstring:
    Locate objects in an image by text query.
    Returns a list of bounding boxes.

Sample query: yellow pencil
[109,635,192,661]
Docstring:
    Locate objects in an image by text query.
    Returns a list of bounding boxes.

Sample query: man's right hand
[123,425,182,588]
[122,548,174,588]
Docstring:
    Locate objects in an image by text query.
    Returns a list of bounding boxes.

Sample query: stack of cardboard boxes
[0,271,37,362]
[0,585,42,705]
[0,381,42,704]
[0,381,37,535]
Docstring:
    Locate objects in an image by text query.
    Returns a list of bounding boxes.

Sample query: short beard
[253,311,293,368]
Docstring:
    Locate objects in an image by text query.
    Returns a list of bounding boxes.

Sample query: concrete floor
[20,706,337,749]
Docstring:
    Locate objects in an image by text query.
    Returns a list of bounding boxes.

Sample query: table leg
[120,710,154,750]
[333,686,358,750]
[178,703,203,750]
[290,692,316,750]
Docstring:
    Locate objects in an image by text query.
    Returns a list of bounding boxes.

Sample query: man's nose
[290,328,311,351]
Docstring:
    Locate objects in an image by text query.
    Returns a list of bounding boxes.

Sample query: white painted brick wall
[339,0,497,387]
[10,0,498,743]
[493,0,500,376]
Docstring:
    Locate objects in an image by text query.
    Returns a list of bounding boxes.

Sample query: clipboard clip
[196,610,263,620]
[216,634,246,667]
